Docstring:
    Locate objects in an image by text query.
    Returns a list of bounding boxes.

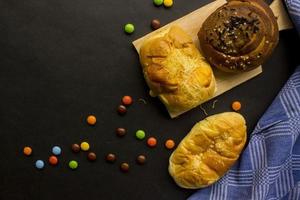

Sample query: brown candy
[120,162,130,172]
[87,152,97,161]
[136,155,146,165]
[117,105,127,115]
[116,128,126,137]
[71,144,80,153]
[151,19,161,30]
[106,153,116,163]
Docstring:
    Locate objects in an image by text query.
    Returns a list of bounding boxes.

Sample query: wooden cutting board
[132,0,293,114]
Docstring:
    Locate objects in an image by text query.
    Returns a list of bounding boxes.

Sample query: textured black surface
[0,0,300,200]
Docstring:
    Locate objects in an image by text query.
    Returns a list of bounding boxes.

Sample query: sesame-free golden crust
[140,26,216,118]
[169,112,247,189]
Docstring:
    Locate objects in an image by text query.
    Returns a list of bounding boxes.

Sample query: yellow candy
[80,142,90,151]
[164,0,173,7]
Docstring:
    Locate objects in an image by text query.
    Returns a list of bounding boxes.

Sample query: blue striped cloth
[189,1,300,199]
[286,0,300,34]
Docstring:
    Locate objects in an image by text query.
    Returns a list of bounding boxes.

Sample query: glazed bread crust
[140,26,216,118]
[198,0,279,72]
[169,112,247,189]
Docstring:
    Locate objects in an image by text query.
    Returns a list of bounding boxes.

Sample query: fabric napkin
[189,1,300,199]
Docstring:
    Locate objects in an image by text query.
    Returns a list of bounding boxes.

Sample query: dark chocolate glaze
[198,0,279,72]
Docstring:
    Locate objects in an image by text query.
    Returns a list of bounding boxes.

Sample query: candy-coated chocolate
[136,130,146,140]
[122,96,133,106]
[151,19,161,30]
[124,23,135,34]
[52,146,62,156]
[232,101,242,111]
[120,162,129,172]
[80,142,90,151]
[35,160,45,169]
[165,139,175,149]
[69,160,78,170]
[153,0,163,6]
[71,144,80,153]
[49,156,58,165]
[136,155,146,165]
[87,115,97,125]
[116,128,126,137]
[117,105,127,115]
[147,137,157,147]
[106,153,116,163]
[163,0,173,7]
[23,146,32,156]
[87,152,97,161]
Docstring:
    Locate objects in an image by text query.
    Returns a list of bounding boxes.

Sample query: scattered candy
[80,142,90,151]
[165,139,175,149]
[151,19,161,30]
[52,146,62,156]
[120,162,130,172]
[153,0,164,6]
[35,160,45,170]
[87,152,97,161]
[232,101,242,111]
[69,160,78,170]
[122,95,133,106]
[86,115,97,125]
[23,146,32,156]
[49,156,58,166]
[136,130,146,140]
[117,105,127,115]
[147,137,157,148]
[163,0,173,7]
[106,153,116,163]
[124,23,135,34]
[71,143,81,153]
[116,128,126,137]
[136,155,146,165]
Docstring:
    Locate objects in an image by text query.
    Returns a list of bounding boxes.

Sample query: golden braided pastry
[169,112,247,189]
[198,0,279,72]
[139,26,216,118]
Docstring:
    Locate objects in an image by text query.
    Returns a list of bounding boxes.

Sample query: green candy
[135,130,146,140]
[153,0,164,6]
[69,160,78,170]
[124,23,135,34]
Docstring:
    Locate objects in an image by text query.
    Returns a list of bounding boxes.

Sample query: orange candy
[23,146,32,156]
[49,156,58,166]
[232,101,242,111]
[165,139,175,149]
[122,96,133,106]
[87,115,97,125]
[147,137,157,148]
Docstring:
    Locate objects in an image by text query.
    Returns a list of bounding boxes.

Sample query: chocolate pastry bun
[198,0,279,72]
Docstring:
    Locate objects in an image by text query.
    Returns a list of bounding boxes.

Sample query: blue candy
[52,146,61,155]
[35,160,44,169]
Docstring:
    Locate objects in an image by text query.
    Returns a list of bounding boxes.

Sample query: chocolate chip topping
[198,0,279,72]
[207,12,261,56]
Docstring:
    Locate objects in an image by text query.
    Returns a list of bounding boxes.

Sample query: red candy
[147,137,157,148]
[49,156,58,166]
[122,96,133,106]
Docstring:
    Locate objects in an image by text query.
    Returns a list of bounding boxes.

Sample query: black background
[0,0,300,200]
